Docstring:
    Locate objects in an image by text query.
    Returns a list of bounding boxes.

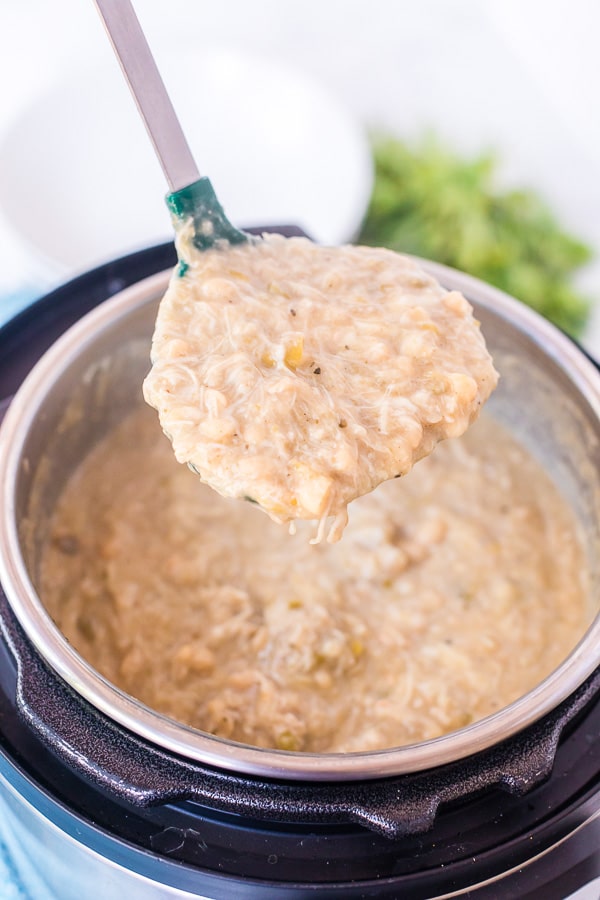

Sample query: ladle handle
[93,0,200,193]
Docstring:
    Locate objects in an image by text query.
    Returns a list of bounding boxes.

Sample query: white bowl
[0,47,373,276]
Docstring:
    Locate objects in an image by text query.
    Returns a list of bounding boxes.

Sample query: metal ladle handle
[93,0,248,249]
[93,0,200,193]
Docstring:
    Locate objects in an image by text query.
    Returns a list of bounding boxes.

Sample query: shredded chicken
[143,234,498,541]
[40,407,588,753]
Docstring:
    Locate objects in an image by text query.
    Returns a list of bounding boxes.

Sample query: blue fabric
[0,288,41,330]
[0,833,28,899]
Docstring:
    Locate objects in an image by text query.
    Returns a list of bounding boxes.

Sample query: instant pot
[0,235,599,899]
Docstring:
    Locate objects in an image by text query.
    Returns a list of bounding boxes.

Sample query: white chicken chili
[39,406,588,754]
[143,235,498,541]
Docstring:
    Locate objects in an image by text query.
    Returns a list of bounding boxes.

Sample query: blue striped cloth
[0,834,28,899]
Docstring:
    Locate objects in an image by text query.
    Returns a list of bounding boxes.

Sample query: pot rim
[1,261,599,782]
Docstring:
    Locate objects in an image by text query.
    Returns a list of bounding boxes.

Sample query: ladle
[93,0,248,252]
[93,0,498,539]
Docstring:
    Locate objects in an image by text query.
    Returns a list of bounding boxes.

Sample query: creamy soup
[143,235,498,541]
[40,406,588,753]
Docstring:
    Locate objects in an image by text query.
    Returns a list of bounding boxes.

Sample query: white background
[0,0,599,349]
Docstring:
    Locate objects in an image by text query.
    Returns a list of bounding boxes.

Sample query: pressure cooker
[0,234,599,899]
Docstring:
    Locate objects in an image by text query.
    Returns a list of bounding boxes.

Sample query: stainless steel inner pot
[1,261,599,782]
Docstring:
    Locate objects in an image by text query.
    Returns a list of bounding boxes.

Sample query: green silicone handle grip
[166,177,248,251]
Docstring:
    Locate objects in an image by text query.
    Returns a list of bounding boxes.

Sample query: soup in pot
[40,405,589,753]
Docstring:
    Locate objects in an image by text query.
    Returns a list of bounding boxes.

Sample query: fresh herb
[358,135,594,337]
